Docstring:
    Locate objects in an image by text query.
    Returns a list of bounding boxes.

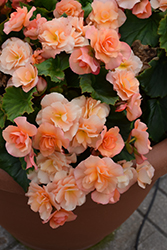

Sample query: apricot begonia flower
[0,37,32,75]
[136,161,155,189]
[33,123,69,157]
[2,116,37,158]
[126,93,142,121]
[36,92,83,140]
[3,6,36,34]
[116,50,143,75]
[69,115,104,154]
[106,70,139,101]
[53,0,83,18]
[10,63,38,92]
[31,49,45,65]
[131,119,151,155]
[132,0,152,19]
[150,0,167,11]
[86,26,131,70]
[83,97,110,124]
[24,149,38,170]
[34,152,76,183]
[43,209,77,229]
[96,126,124,157]
[74,155,124,204]
[116,0,140,9]
[38,17,75,58]
[87,0,126,30]
[47,169,86,211]
[69,46,100,75]
[26,181,59,220]
[24,14,47,40]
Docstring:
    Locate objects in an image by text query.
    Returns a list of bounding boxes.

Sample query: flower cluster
[1,0,167,229]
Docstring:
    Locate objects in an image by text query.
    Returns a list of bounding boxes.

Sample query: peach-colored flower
[38,17,75,58]
[0,37,32,75]
[24,149,38,170]
[2,116,37,158]
[33,123,69,157]
[3,6,36,34]
[34,152,76,183]
[53,0,83,18]
[36,77,47,94]
[47,169,86,211]
[116,0,140,9]
[69,115,104,154]
[136,160,155,188]
[74,155,124,204]
[150,0,167,11]
[86,26,131,70]
[106,70,139,101]
[117,160,137,193]
[43,209,77,229]
[126,93,142,121]
[24,14,47,40]
[11,0,32,9]
[69,46,100,75]
[116,50,143,75]
[10,63,38,92]
[26,181,59,220]
[132,0,152,19]
[36,92,83,140]
[31,49,45,65]
[96,126,124,157]
[68,16,89,48]
[87,0,126,30]
[83,96,110,123]
[131,119,151,155]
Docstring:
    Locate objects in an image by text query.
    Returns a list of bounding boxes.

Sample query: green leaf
[36,54,69,83]
[142,97,167,142]
[2,87,35,122]
[80,69,119,105]
[158,13,167,52]
[0,96,6,128]
[120,10,164,47]
[33,0,57,11]
[113,146,135,162]
[138,51,167,98]
[82,3,92,18]
[0,130,29,192]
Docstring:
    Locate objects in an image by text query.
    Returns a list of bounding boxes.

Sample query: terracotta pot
[0,139,167,250]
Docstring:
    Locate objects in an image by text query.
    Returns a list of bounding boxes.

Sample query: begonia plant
[0,0,167,229]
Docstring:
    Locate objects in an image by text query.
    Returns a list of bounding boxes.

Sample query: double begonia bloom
[136,161,155,189]
[106,70,139,101]
[53,0,83,18]
[116,0,140,9]
[36,92,82,140]
[2,116,37,158]
[0,37,32,75]
[38,17,75,58]
[132,0,152,19]
[31,49,45,65]
[69,115,104,154]
[87,0,126,30]
[74,155,124,204]
[126,93,142,121]
[3,6,36,34]
[131,119,151,155]
[116,50,143,75]
[33,123,69,157]
[24,14,47,40]
[150,0,167,11]
[96,126,124,157]
[26,181,59,221]
[69,46,100,75]
[83,97,110,124]
[10,63,38,92]
[43,209,77,229]
[86,26,131,70]
[34,152,76,183]
[47,169,86,211]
